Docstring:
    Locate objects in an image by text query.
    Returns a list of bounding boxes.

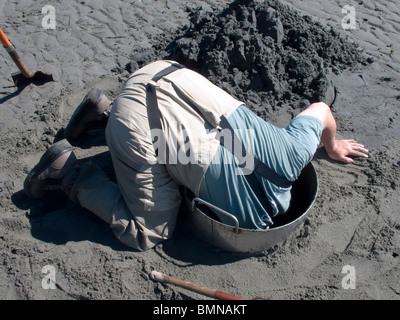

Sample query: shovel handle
[150,271,244,300]
[0,27,11,48]
[0,27,33,79]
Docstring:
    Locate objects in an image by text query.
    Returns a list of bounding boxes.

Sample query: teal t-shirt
[198,105,323,230]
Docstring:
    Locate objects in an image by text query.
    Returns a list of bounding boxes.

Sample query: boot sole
[64,88,105,140]
[24,139,73,198]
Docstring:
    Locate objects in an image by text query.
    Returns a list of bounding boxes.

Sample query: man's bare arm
[298,102,369,164]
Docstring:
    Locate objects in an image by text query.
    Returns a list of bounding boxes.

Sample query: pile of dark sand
[130,0,371,117]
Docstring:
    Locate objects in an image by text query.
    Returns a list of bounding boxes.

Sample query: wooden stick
[150,271,244,300]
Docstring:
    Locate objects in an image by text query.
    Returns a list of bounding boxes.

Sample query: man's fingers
[341,156,355,164]
[351,144,369,158]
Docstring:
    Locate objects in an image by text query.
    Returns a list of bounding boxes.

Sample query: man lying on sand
[24,60,369,251]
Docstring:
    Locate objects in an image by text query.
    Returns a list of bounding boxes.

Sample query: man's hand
[327,139,369,164]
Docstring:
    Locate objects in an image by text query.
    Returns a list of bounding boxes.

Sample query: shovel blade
[12,71,54,87]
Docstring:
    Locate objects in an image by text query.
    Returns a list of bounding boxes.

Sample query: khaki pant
[71,161,181,251]
[71,62,183,251]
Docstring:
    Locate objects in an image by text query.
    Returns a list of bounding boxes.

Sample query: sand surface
[0,0,399,300]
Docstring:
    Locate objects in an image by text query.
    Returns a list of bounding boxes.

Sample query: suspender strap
[218,116,291,217]
[151,62,185,82]
[146,63,184,163]
[218,116,292,189]
[219,133,276,216]
[146,62,185,144]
